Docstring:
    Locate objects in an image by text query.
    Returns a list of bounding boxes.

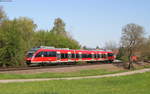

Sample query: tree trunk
[128,61,134,69]
[128,48,134,69]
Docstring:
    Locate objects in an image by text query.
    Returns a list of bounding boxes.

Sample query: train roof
[30,46,113,53]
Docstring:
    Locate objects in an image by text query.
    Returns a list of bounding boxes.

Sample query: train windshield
[108,53,114,57]
[27,52,34,58]
[26,49,39,58]
[26,47,41,58]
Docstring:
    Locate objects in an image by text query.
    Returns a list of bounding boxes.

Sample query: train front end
[25,47,39,65]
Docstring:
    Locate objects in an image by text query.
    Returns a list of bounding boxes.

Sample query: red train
[25,46,115,65]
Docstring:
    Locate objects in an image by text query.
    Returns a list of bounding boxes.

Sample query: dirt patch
[0,64,124,74]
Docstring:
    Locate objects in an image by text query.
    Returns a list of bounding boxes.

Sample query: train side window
[79,54,82,59]
[104,54,106,58]
[57,53,61,60]
[43,52,48,57]
[102,54,104,58]
[88,54,92,58]
[94,54,96,58]
[84,54,88,58]
[97,54,99,58]
[60,53,68,59]
[61,53,65,59]
[82,54,84,58]
[90,54,92,58]
[51,51,57,57]
[65,53,68,58]
[96,54,98,58]
[43,51,56,57]
[72,54,75,58]
[86,54,88,58]
[76,54,79,58]
[91,54,94,58]
[81,54,83,58]
[99,54,101,58]
[85,54,88,58]
[47,51,56,57]
[35,51,44,57]
[103,54,106,58]
[82,54,86,58]
[108,53,113,57]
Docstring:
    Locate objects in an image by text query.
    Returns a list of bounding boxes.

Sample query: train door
[102,53,107,61]
[79,52,82,61]
[91,53,94,60]
[57,51,61,61]
[105,53,108,61]
[99,53,102,61]
[68,52,71,62]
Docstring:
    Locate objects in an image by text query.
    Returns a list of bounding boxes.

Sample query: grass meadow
[0,69,126,79]
[0,72,150,94]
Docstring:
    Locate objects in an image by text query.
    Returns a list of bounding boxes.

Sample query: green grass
[0,72,150,94]
[0,69,126,79]
[144,64,150,68]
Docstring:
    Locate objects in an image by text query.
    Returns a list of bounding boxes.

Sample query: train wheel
[40,62,46,66]
[26,61,31,66]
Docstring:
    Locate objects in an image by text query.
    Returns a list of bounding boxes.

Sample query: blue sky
[0,0,150,48]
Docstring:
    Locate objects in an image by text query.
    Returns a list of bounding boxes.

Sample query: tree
[0,9,80,67]
[51,18,66,36]
[140,37,150,61]
[34,30,49,46]
[0,7,6,22]
[104,41,117,51]
[121,23,145,69]
[0,17,37,67]
[116,47,126,60]
[49,18,80,49]
[14,17,37,50]
[0,20,23,66]
[82,46,87,50]
[96,46,100,49]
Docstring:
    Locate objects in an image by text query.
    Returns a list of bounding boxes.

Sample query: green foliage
[34,18,80,49]
[34,31,80,49]
[0,10,80,67]
[0,18,36,67]
[0,20,23,66]
[51,18,66,35]
[116,47,128,61]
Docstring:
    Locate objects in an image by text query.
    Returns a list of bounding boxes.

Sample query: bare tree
[96,45,100,49]
[121,23,145,69]
[104,41,117,51]
[0,7,6,24]
[140,37,150,61]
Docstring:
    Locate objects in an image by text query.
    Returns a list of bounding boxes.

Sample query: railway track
[0,62,111,72]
